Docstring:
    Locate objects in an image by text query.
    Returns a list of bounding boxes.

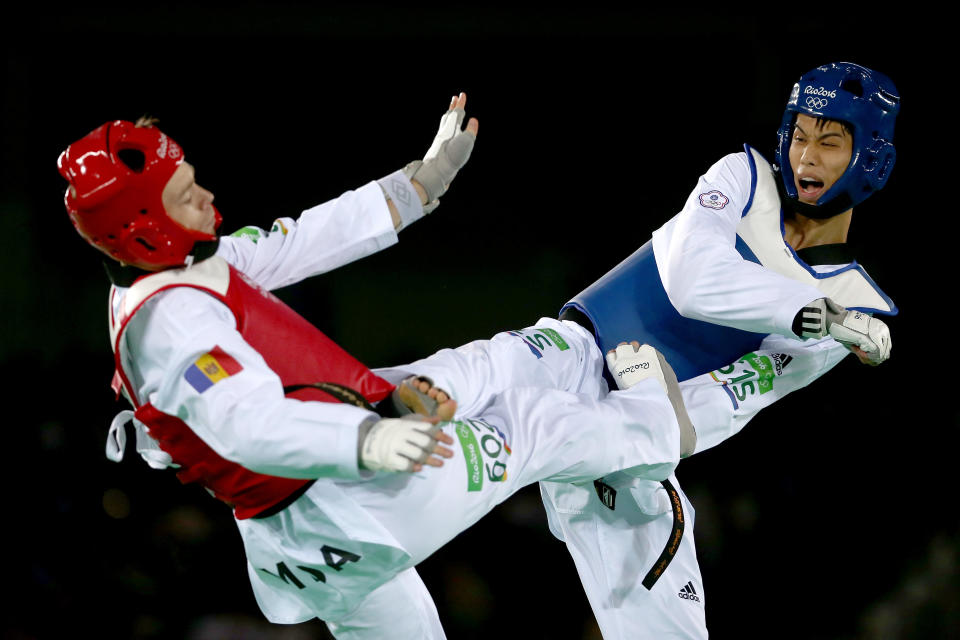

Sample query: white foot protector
[606,343,697,458]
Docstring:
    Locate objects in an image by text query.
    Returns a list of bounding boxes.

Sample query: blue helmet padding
[775,62,900,212]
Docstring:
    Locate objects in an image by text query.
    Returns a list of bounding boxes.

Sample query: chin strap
[103,238,223,285]
[189,238,221,262]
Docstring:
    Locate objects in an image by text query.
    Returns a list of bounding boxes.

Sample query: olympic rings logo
[806,96,829,109]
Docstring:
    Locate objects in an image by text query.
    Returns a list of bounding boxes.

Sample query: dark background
[3,6,954,639]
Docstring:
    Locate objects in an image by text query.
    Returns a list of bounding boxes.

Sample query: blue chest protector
[562,240,763,382]
[561,146,896,383]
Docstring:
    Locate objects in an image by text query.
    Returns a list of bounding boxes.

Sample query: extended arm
[683,333,849,453]
[218,92,477,291]
[652,152,891,364]
[606,334,850,454]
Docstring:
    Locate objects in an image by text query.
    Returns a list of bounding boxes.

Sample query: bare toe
[396,376,456,421]
[436,399,457,422]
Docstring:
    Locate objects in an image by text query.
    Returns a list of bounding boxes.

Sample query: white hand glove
[828,309,892,365]
[404,97,476,213]
[605,343,697,458]
[605,343,667,391]
[358,416,444,472]
[796,298,892,365]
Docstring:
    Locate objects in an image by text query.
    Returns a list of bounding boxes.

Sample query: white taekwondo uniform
[396,145,895,638]
[105,178,687,639]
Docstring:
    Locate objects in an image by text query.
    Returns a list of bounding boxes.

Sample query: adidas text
[678,581,701,603]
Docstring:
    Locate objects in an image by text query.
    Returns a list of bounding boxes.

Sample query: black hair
[811,116,853,137]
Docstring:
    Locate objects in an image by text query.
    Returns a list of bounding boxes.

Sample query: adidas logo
[800,305,824,337]
[771,353,793,375]
[677,581,701,602]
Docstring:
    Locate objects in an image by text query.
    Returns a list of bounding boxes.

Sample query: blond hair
[134,115,159,128]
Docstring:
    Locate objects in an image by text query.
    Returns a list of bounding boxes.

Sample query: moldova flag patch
[184,346,244,393]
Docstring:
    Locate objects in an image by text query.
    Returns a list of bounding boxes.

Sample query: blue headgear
[775,62,900,218]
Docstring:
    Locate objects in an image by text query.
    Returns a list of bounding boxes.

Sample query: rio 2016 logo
[454,418,509,492]
[803,86,835,110]
[617,362,649,377]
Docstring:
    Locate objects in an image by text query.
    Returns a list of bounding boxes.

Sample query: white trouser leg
[341,380,680,565]
[325,567,447,640]
[541,476,707,640]
[375,317,606,417]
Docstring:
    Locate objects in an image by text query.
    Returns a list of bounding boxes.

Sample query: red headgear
[58,120,221,269]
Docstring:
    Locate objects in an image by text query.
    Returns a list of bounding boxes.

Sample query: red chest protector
[111,257,395,519]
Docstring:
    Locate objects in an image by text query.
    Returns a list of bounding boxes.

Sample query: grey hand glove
[403,102,476,213]
[795,298,892,364]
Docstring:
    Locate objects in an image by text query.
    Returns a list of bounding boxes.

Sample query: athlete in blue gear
[396,61,900,639]
[564,61,898,380]
[541,60,901,640]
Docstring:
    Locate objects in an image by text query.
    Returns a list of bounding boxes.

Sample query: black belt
[252,480,316,519]
[571,303,688,590]
[642,478,685,590]
[283,381,377,411]
[593,476,686,589]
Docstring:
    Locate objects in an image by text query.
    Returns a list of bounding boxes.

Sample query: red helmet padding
[58,121,220,269]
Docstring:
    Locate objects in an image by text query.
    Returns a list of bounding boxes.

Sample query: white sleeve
[681,333,850,454]
[119,287,378,479]
[215,181,398,291]
[652,153,826,338]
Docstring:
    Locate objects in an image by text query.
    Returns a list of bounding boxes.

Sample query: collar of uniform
[103,260,150,287]
[794,243,857,266]
[102,239,221,287]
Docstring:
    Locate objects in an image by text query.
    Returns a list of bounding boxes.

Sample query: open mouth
[797,177,825,199]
